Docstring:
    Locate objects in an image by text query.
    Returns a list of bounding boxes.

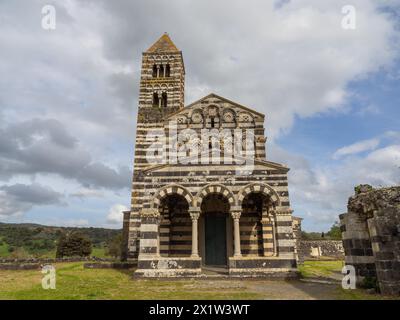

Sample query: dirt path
[181,279,343,300]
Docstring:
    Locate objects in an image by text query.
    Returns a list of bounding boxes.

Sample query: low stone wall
[228,257,298,278]
[298,240,344,262]
[134,257,202,278]
[0,257,118,270]
[0,257,115,264]
[0,263,41,270]
[84,262,137,269]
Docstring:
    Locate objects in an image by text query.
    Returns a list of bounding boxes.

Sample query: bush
[106,233,123,258]
[360,276,379,292]
[10,247,31,259]
[56,232,92,258]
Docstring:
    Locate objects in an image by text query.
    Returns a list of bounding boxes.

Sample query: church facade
[122,34,298,278]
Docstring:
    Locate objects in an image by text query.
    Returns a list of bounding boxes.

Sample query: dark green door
[205,213,227,266]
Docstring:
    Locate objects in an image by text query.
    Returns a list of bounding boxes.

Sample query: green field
[0,239,10,257]
[0,261,396,300]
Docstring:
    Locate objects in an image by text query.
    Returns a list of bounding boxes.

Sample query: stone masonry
[122,34,298,278]
[340,185,400,295]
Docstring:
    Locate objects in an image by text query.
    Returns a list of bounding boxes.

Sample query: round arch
[195,183,235,209]
[237,183,281,207]
[151,184,194,209]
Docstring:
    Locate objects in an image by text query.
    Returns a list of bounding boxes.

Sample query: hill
[0,222,121,258]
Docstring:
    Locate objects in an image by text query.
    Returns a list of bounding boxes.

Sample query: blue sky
[0,0,399,231]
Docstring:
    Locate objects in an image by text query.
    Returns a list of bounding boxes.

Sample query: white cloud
[107,204,128,224]
[0,0,399,229]
[333,138,381,159]
[270,136,400,231]
[70,188,104,199]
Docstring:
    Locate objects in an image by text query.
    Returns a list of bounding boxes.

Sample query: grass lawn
[0,240,10,257]
[90,247,109,258]
[298,260,345,279]
[0,262,259,300]
[0,261,397,300]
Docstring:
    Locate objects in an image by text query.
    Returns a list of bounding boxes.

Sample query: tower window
[159,65,165,78]
[166,64,171,77]
[152,64,157,78]
[210,117,215,128]
[153,92,159,107]
[161,92,167,108]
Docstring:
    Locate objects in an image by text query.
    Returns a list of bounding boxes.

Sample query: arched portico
[237,182,281,208]
[238,183,281,257]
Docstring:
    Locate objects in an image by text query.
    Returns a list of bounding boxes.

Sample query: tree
[56,232,92,258]
[326,221,342,240]
[106,233,123,258]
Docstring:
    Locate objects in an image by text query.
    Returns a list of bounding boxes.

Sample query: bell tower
[124,34,185,261]
[138,33,185,122]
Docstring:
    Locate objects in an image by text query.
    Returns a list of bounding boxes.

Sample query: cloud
[333,138,381,159]
[0,183,63,217]
[0,118,131,189]
[107,204,128,224]
[270,136,400,231]
[0,0,399,228]
[70,188,104,199]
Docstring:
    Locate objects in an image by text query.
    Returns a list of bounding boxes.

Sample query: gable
[165,93,265,126]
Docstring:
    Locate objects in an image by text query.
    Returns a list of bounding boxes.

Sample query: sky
[0,0,399,231]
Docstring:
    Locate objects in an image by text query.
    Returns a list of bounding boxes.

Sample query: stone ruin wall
[340,185,400,295]
[292,216,344,263]
[298,240,344,263]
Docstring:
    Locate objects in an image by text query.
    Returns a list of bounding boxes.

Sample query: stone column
[163,64,166,77]
[156,65,160,78]
[271,215,278,256]
[190,211,200,258]
[231,210,242,257]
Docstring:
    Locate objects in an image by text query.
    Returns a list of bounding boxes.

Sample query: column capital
[190,212,200,221]
[231,211,241,220]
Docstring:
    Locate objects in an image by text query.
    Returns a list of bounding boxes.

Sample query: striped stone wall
[125,35,297,277]
[127,43,185,260]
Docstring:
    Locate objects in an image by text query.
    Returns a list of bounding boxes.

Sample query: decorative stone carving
[190,212,200,220]
[207,106,218,117]
[223,111,235,123]
[177,116,187,124]
[231,211,241,220]
[239,112,253,122]
[191,112,203,123]
[140,208,160,218]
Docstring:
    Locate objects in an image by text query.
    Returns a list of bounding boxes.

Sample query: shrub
[360,276,379,292]
[106,233,123,258]
[56,232,92,258]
